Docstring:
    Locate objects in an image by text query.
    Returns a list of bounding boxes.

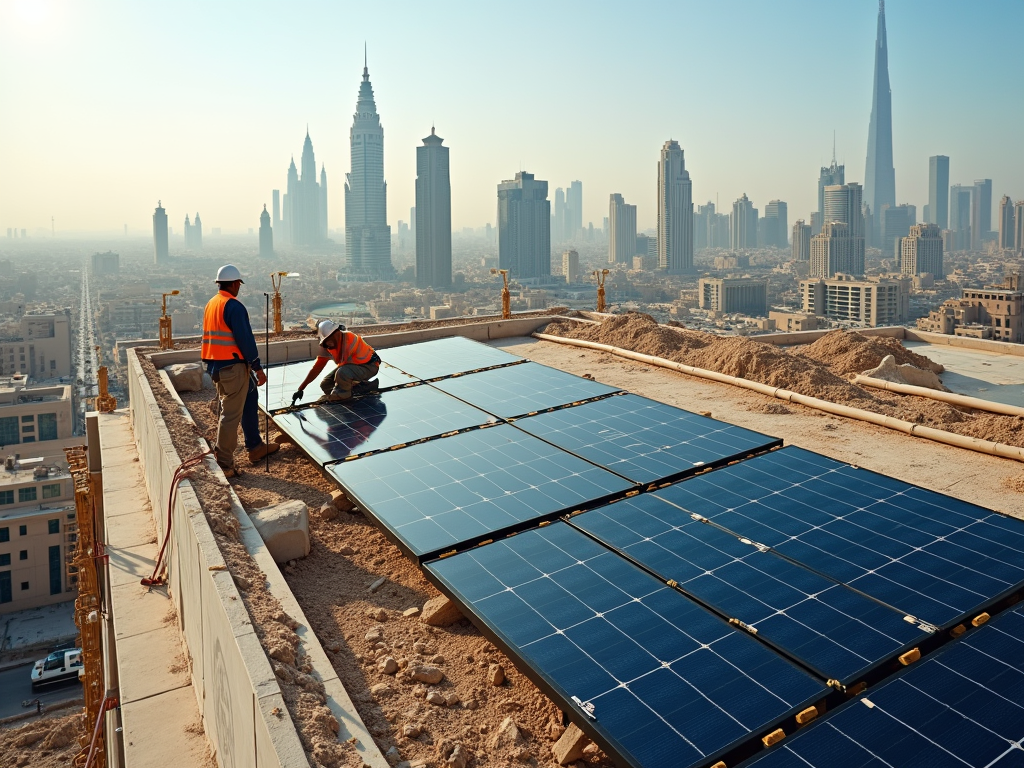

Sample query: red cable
[82,694,118,767]
[141,450,212,587]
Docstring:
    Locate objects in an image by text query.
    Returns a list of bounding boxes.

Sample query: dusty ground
[0,710,84,767]
[547,313,1024,453]
[150,318,1024,768]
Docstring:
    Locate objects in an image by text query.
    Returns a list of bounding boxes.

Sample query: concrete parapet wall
[147,315,558,369]
[126,349,312,768]
[905,328,1024,357]
[753,326,907,346]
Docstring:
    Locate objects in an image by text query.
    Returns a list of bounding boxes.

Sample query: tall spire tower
[864,0,895,240]
[344,54,393,278]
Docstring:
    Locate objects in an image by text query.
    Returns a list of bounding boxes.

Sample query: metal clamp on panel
[571,696,596,719]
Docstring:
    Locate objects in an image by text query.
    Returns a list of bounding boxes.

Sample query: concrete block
[121,685,213,768]
[166,363,204,393]
[862,354,948,390]
[250,500,310,564]
[116,625,190,704]
[421,595,463,627]
[552,723,589,765]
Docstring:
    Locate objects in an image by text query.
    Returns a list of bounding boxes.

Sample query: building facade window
[0,526,7,541]
[38,413,57,441]
[19,550,27,560]
[0,492,13,505]
[0,553,9,566]
[48,518,60,534]
[0,571,11,603]
[20,415,32,423]
[20,581,28,590]
[18,488,37,503]
[0,416,18,445]
[42,484,61,499]
[48,545,61,595]
[18,524,26,535]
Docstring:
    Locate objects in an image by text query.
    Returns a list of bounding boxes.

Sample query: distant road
[0,662,81,720]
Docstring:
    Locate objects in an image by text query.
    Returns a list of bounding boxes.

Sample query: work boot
[317,390,352,404]
[352,379,379,395]
[248,442,280,463]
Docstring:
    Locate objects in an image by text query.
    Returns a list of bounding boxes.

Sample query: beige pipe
[532,331,1024,463]
[853,374,1024,418]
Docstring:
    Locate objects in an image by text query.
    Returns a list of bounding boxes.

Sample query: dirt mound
[799,330,943,376]
[1,712,83,767]
[546,313,874,404]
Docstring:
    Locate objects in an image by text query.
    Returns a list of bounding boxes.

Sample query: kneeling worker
[202,264,279,475]
[292,320,380,405]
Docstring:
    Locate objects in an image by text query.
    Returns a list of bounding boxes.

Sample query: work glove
[291,390,304,406]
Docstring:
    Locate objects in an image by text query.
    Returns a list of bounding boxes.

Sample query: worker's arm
[293,355,329,401]
[222,298,265,383]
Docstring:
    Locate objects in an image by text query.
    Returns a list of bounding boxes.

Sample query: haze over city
[1,0,1022,234]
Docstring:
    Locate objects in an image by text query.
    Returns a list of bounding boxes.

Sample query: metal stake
[264,292,270,473]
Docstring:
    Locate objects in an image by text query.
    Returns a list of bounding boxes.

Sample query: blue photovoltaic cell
[430,362,620,418]
[741,603,1024,768]
[329,425,634,558]
[272,386,496,466]
[377,336,523,381]
[428,522,828,768]
[259,360,417,412]
[572,495,927,684]
[513,393,781,484]
[655,446,1024,628]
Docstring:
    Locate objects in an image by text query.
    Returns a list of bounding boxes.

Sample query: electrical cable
[141,449,211,587]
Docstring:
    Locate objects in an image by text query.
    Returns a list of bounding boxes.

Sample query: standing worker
[292,320,380,405]
[202,264,279,476]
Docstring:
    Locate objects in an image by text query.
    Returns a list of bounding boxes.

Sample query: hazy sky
[1,0,1021,235]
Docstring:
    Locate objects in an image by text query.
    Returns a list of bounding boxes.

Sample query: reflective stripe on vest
[330,331,374,366]
[201,291,244,361]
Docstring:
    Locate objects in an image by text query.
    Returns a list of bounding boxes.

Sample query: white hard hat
[215,264,244,283]
[317,319,345,344]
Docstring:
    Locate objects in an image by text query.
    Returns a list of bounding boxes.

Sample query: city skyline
[1,0,1022,235]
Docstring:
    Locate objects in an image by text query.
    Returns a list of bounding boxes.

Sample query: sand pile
[1,711,83,768]
[798,330,943,376]
[545,313,874,404]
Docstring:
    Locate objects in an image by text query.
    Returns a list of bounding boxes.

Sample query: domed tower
[259,204,274,258]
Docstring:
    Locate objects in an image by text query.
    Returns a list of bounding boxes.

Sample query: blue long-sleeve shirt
[205,297,263,377]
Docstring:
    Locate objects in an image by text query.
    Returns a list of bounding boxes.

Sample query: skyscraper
[272,189,281,232]
[566,181,583,240]
[730,194,757,250]
[1016,200,1024,256]
[184,213,202,249]
[792,221,812,262]
[927,155,949,229]
[864,0,896,241]
[972,179,992,249]
[553,188,566,242]
[414,127,452,289]
[882,203,915,262]
[998,196,1015,251]
[810,222,855,278]
[657,140,693,273]
[949,184,972,250]
[497,172,550,279]
[562,250,580,284]
[763,200,788,248]
[608,193,637,264]
[345,59,393,278]
[153,201,169,264]
[821,183,865,274]
[817,146,845,226]
[901,223,943,278]
[282,131,326,247]
[259,205,274,259]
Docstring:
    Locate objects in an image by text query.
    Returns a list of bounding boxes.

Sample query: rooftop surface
[905,339,1024,407]
[172,330,1024,768]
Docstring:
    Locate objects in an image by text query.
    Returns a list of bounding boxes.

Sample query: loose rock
[319,501,339,521]
[370,683,393,697]
[365,627,384,643]
[552,723,590,765]
[421,595,463,626]
[426,691,446,706]
[369,576,387,593]
[409,665,444,685]
[490,717,526,751]
[403,607,421,618]
[488,663,505,686]
[378,656,399,675]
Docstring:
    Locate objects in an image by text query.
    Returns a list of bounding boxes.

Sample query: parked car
[30,648,82,690]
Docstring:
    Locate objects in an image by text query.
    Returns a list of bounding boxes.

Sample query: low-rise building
[0,462,77,613]
[0,380,76,463]
[800,274,909,327]
[0,312,72,379]
[699,277,768,316]
[920,275,1024,342]
[769,310,820,332]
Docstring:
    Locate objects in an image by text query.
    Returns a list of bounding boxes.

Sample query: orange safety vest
[201,291,244,362]
[326,331,374,366]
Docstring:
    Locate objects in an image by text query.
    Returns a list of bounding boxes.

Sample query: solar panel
[377,336,524,381]
[571,494,927,685]
[272,386,496,466]
[655,446,1024,628]
[258,360,418,412]
[430,362,620,418]
[328,424,634,559]
[740,603,1024,768]
[512,393,782,484]
[427,522,829,768]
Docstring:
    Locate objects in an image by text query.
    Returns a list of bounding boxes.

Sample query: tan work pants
[213,362,250,467]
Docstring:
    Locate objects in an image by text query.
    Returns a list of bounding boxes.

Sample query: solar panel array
[260,334,1024,768]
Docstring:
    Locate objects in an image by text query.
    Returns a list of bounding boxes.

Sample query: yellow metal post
[66,446,110,767]
[594,269,610,313]
[490,268,511,319]
[95,346,116,413]
[271,272,298,335]
[158,290,179,350]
